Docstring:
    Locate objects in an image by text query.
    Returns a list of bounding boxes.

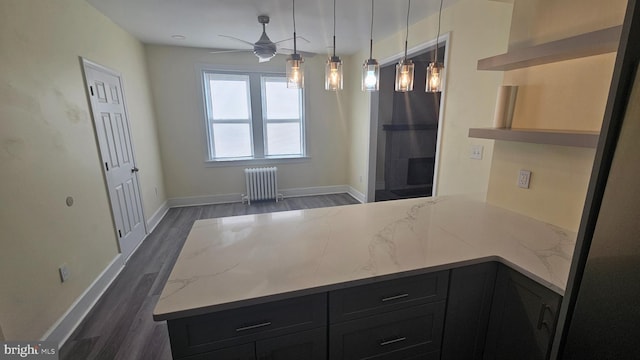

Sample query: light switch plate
[470,145,484,160]
[518,169,531,189]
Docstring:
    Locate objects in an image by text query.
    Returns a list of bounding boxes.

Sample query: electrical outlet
[518,169,531,189]
[59,264,70,283]
[470,145,484,160]
[359,175,363,183]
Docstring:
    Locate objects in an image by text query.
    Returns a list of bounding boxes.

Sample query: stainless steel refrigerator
[553,1,640,358]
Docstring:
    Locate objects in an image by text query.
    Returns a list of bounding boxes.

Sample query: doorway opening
[372,44,446,202]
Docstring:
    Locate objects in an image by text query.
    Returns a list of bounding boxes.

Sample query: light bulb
[325,56,343,91]
[362,59,380,91]
[365,71,377,87]
[330,69,339,85]
[429,74,440,90]
[401,73,409,86]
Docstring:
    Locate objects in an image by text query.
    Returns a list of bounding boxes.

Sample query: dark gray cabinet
[256,327,327,360]
[442,262,498,360]
[165,264,563,360]
[329,302,445,359]
[182,343,255,360]
[328,271,449,360]
[483,265,562,360]
[167,294,326,359]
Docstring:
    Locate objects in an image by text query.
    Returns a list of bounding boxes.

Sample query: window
[202,70,305,161]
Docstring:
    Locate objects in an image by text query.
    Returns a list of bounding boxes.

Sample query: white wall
[0,0,165,341]
[486,0,626,231]
[145,45,351,201]
[347,0,513,200]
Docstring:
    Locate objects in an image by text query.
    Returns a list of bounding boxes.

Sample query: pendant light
[325,0,343,91]
[362,0,380,92]
[426,0,444,93]
[286,0,304,89]
[395,0,414,92]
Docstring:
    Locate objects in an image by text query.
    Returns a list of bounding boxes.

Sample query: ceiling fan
[212,15,312,62]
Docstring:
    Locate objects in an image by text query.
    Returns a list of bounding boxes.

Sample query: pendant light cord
[332,0,337,57]
[435,0,442,63]
[369,0,374,59]
[293,0,297,54]
[404,0,411,59]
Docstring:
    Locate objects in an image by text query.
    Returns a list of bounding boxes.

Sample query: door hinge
[105,162,109,171]
[90,86,94,96]
[118,229,122,238]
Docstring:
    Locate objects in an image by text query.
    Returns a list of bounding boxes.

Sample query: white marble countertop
[153,196,576,321]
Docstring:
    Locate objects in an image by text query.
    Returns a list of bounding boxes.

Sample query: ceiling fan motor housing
[254,15,276,59]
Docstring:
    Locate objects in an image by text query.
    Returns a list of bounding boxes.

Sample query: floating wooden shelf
[468,128,600,148]
[477,25,622,71]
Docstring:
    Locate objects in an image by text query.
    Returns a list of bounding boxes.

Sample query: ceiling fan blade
[279,48,317,58]
[274,36,311,45]
[209,49,252,54]
[218,35,255,47]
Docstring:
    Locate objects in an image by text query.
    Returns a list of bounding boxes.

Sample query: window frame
[199,66,307,165]
[203,72,254,160]
[260,75,306,158]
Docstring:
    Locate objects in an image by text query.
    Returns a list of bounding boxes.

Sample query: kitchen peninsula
[154,196,576,359]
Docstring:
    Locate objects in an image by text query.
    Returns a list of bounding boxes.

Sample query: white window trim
[260,76,306,158]
[197,64,307,164]
[203,73,254,160]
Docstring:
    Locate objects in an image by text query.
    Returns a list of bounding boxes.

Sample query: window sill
[204,156,311,168]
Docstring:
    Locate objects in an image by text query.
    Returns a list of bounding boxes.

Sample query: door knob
[131,167,139,173]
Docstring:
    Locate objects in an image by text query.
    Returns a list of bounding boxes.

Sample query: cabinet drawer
[329,301,446,360]
[329,271,448,323]
[168,294,326,358]
[182,343,255,360]
[256,327,326,360]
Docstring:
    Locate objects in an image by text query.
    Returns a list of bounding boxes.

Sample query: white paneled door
[82,59,146,261]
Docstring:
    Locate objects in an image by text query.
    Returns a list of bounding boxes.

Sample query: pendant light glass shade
[325,56,343,91]
[362,59,380,91]
[286,53,304,89]
[426,0,444,93]
[325,0,343,91]
[395,0,413,92]
[362,0,379,92]
[395,59,414,92]
[426,62,443,92]
[287,0,304,89]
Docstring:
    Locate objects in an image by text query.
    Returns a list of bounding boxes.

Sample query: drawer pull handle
[380,337,407,346]
[537,304,552,331]
[381,293,409,302]
[235,321,272,332]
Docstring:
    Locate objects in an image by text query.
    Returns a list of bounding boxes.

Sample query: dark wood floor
[59,193,360,360]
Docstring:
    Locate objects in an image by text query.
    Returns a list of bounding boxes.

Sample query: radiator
[242,167,283,205]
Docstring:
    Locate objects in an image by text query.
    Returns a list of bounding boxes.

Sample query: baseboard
[167,185,363,207]
[280,185,350,198]
[42,255,125,348]
[168,193,243,207]
[146,201,169,233]
[347,186,366,203]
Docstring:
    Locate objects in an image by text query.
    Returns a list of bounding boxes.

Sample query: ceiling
[86,0,457,56]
